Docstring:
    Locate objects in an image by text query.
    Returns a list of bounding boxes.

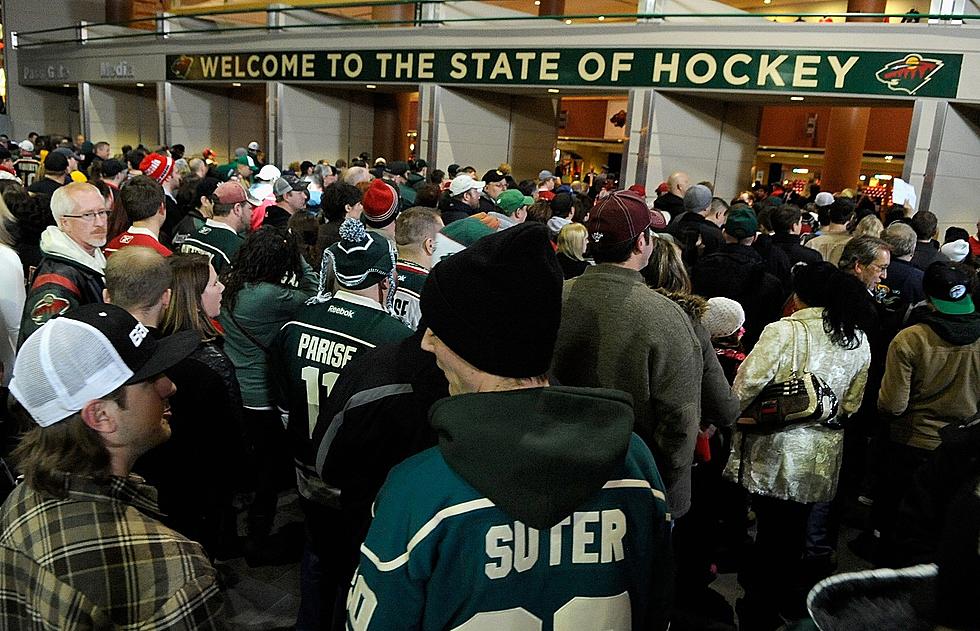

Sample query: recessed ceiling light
[859,175,867,181]
[884,155,894,160]
[232,82,242,87]
[763,0,772,4]
[598,15,605,20]
[803,154,810,158]
[136,82,145,87]
[366,84,377,89]
[564,19,572,24]
[790,96,804,101]
[534,0,540,4]
[770,153,776,158]
[548,88,560,93]
[63,84,70,88]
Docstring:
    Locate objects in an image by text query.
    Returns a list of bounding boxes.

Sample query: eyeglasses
[63,209,110,222]
[868,262,889,272]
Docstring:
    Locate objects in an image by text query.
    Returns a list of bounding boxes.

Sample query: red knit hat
[139,153,174,183]
[362,179,399,229]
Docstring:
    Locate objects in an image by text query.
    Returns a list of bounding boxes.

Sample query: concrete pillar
[822,107,871,193]
[622,90,759,196]
[278,85,374,167]
[163,84,265,163]
[8,86,80,141]
[82,84,159,151]
[846,0,887,22]
[906,102,980,235]
[418,87,556,182]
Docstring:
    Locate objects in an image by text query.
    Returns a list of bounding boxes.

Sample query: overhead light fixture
[763,0,772,4]
[790,96,804,101]
[564,19,573,24]
[803,154,810,158]
[366,84,377,89]
[884,155,894,160]
[548,88,560,93]
[874,174,893,180]
[769,153,776,158]
[136,82,145,87]
[63,83,70,88]
[598,15,605,20]
[232,82,242,87]
[534,0,540,4]
[792,168,809,174]
[859,175,867,181]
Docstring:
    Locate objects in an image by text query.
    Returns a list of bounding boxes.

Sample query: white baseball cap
[449,174,485,197]
[256,164,281,182]
[247,141,260,151]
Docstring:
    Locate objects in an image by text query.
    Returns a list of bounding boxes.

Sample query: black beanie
[421,222,563,378]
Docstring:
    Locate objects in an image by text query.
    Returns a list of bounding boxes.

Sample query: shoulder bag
[740,319,839,430]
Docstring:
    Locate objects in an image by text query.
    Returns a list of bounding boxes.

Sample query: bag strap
[226,305,270,354]
[797,318,813,373]
[789,319,800,377]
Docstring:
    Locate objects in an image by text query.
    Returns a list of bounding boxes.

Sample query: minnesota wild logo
[875,54,944,95]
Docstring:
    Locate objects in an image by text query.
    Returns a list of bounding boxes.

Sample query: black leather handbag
[741,320,839,429]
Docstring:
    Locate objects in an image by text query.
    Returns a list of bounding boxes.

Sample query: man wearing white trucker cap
[0,304,226,628]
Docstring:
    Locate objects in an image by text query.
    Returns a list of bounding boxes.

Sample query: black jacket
[315,330,447,567]
[19,253,105,347]
[653,192,685,217]
[771,231,822,267]
[690,243,786,350]
[667,211,723,256]
[441,198,476,225]
[135,339,245,557]
[911,240,947,271]
[753,233,793,292]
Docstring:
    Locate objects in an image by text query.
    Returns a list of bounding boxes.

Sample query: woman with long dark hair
[729,262,872,629]
[139,253,243,562]
[219,226,317,566]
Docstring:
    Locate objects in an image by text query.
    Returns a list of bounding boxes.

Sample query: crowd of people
[0,131,978,631]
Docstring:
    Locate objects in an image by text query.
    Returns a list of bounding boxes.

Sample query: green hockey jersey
[347,388,673,631]
[272,291,412,504]
[179,220,244,274]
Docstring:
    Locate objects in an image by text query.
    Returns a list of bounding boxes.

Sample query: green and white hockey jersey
[179,220,244,274]
[392,259,429,331]
[347,388,673,631]
[272,291,412,504]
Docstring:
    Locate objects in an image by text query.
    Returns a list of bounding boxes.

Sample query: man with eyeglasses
[18,182,109,347]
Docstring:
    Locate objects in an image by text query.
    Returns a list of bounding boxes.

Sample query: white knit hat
[702,297,746,339]
[814,192,834,207]
[941,239,969,263]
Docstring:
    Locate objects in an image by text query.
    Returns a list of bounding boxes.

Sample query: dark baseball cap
[385,161,409,177]
[273,174,310,197]
[43,152,69,172]
[924,262,976,315]
[9,304,199,427]
[101,158,127,178]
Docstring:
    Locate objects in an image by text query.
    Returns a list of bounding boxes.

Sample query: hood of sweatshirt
[430,386,634,529]
[39,225,106,275]
[917,309,980,346]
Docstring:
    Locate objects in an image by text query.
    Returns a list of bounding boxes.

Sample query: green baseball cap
[496,189,533,215]
[725,207,758,240]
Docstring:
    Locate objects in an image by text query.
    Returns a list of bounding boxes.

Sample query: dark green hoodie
[431,386,635,529]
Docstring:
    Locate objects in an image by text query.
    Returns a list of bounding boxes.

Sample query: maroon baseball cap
[586,190,652,248]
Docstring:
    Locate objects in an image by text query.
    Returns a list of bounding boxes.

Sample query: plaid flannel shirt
[0,474,226,629]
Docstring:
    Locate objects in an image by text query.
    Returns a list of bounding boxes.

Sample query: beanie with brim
[421,222,563,378]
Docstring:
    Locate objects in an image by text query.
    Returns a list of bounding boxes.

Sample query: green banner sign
[167,48,961,98]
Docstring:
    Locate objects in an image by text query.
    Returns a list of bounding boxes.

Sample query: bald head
[667,172,690,197]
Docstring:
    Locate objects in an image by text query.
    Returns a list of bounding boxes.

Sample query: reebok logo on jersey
[328,305,355,318]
